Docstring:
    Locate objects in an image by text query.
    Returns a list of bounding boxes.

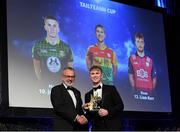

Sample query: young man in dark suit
[50,67,88,131]
[83,65,124,131]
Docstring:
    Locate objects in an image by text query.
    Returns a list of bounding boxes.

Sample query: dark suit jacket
[51,84,87,131]
[85,84,124,131]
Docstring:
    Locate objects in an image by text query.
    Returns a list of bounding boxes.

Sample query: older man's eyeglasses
[63,75,75,78]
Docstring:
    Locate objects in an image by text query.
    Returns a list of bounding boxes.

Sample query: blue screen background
[7,0,171,112]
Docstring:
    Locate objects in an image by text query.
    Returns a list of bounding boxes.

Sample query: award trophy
[88,94,102,111]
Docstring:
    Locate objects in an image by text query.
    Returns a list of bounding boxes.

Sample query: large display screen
[7,0,171,112]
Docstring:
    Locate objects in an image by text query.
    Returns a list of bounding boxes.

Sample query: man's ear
[57,25,60,33]
[44,25,47,31]
[101,74,103,79]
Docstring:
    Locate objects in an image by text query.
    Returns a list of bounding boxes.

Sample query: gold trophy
[88,94,102,111]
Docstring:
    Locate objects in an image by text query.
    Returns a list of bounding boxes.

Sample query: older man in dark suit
[83,65,124,131]
[50,67,88,131]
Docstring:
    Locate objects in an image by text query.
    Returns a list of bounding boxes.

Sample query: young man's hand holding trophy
[83,94,102,112]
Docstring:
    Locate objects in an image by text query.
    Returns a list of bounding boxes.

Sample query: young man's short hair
[44,16,58,23]
[95,24,105,32]
[135,32,144,40]
[89,65,102,73]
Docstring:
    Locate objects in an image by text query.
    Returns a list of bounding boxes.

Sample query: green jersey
[32,39,73,83]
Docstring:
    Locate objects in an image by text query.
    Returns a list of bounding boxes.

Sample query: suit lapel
[73,89,79,108]
[87,89,93,103]
[62,85,76,109]
[90,89,94,100]
[101,85,108,106]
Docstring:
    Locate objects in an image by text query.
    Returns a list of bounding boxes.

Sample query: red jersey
[128,54,156,91]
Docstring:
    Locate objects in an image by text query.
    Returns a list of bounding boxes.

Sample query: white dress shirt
[93,82,103,98]
[63,83,77,108]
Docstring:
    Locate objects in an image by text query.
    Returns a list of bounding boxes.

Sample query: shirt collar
[93,82,103,89]
[136,52,145,58]
[63,83,68,89]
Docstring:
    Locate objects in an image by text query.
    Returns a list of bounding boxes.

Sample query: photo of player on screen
[32,16,73,90]
[128,32,157,95]
[86,24,118,85]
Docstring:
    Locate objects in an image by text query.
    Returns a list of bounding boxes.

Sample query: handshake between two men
[76,114,88,125]
[76,100,109,125]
